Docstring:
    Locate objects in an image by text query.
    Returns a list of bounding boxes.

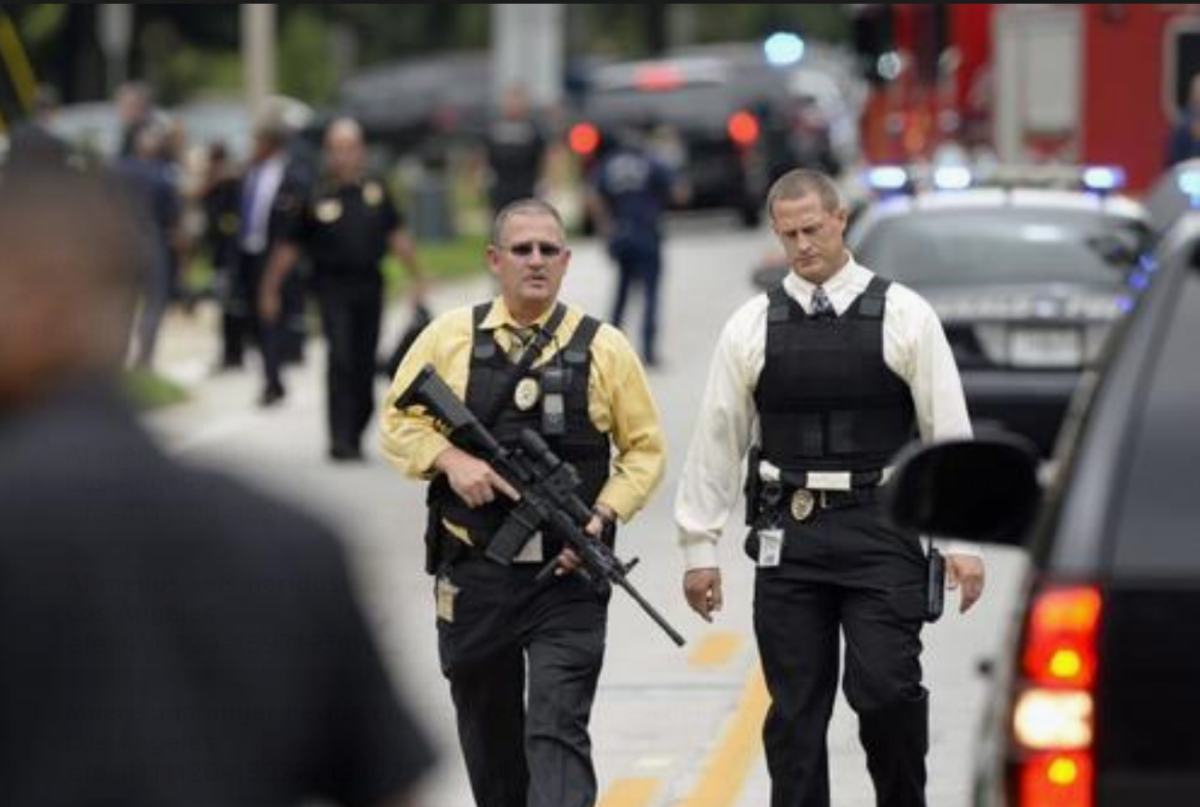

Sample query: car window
[853,208,1151,287]
[1111,242,1200,573]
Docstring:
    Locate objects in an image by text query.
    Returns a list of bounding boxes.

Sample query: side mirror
[884,432,1042,545]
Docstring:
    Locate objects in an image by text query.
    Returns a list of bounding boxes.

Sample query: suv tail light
[1011,584,1102,807]
[727,111,759,148]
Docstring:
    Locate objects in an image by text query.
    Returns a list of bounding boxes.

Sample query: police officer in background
[380,198,666,807]
[674,169,985,807]
[261,118,426,462]
[484,84,548,216]
[586,121,687,368]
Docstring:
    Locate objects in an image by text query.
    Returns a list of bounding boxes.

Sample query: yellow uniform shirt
[380,298,666,522]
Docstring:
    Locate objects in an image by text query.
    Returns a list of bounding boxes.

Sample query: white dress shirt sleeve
[674,296,767,570]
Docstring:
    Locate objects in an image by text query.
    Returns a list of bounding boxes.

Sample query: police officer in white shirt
[674,169,985,807]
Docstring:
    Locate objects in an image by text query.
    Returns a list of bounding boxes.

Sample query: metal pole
[242,4,276,122]
[98,4,133,96]
[492,4,563,110]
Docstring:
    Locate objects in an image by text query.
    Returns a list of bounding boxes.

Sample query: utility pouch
[423,502,443,575]
[925,542,946,623]
[541,366,567,436]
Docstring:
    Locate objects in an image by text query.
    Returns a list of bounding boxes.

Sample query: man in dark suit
[232,103,313,405]
[0,166,436,807]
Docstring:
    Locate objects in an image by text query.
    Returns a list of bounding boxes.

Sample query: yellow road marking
[675,665,769,807]
[597,777,661,807]
[687,631,742,668]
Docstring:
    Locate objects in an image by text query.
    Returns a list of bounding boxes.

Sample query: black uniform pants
[436,554,608,807]
[751,503,929,807]
[315,280,382,452]
[608,239,663,365]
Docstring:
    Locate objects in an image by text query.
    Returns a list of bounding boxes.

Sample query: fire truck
[858,4,1200,192]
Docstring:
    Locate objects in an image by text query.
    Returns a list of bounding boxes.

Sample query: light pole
[491,5,564,111]
[99,4,133,96]
[241,4,276,122]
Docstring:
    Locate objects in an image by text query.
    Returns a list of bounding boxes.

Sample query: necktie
[504,325,538,362]
[810,286,835,320]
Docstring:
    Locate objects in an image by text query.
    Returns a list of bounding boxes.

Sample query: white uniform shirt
[674,255,980,570]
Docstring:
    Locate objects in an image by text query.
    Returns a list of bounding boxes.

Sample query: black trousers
[608,239,664,365]
[315,281,382,452]
[228,250,305,390]
[751,502,929,807]
[436,555,608,807]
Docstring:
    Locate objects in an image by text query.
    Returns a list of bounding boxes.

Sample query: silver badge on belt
[790,489,816,522]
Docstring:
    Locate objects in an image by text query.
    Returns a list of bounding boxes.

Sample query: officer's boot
[858,692,928,807]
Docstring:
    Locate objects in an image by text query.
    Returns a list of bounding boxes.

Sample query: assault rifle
[396,364,686,647]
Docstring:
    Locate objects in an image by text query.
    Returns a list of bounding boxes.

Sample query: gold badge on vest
[514,377,541,411]
[316,198,342,223]
[363,181,384,206]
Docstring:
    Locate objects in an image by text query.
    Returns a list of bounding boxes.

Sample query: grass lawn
[382,233,489,297]
[123,367,190,410]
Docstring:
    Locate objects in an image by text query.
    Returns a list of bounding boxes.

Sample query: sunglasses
[501,241,566,259]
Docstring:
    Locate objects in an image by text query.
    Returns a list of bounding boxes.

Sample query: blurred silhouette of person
[261,118,427,462]
[116,80,155,159]
[1167,73,1200,167]
[485,84,548,216]
[199,141,245,369]
[4,85,70,172]
[790,98,842,177]
[0,164,436,807]
[233,103,311,406]
[113,123,182,370]
[587,122,686,368]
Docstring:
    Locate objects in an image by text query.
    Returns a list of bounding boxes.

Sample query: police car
[845,164,1154,456]
[884,206,1200,807]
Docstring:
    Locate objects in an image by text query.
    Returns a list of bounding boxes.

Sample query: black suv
[885,209,1200,807]
[569,54,786,227]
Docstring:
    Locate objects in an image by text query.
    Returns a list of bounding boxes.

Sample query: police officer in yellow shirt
[380,198,666,807]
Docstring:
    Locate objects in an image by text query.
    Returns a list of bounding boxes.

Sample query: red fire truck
[859,4,1200,192]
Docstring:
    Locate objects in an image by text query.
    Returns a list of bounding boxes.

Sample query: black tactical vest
[754,277,916,477]
[428,304,611,554]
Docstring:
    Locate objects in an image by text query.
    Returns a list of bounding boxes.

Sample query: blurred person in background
[586,121,686,369]
[484,84,548,217]
[116,80,155,159]
[113,122,182,370]
[0,164,436,807]
[233,103,311,406]
[3,85,70,172]
[1167,73,1200,167]
[199,141,245,369]
[260,117,426,462]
